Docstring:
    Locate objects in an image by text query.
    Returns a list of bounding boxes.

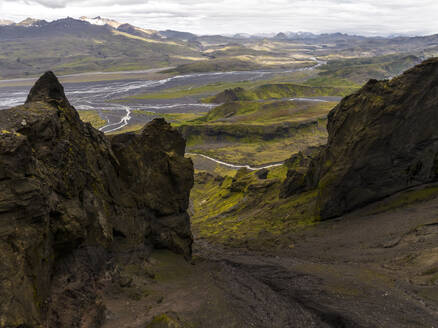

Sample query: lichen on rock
[281,58,438,219]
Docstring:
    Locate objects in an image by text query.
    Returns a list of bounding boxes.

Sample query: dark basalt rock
[282,58,438,219]
[255,168,268,180]
[208,87,249,103]
[25,70,70,107]
[0,72,193,327]
[280,146,324,198]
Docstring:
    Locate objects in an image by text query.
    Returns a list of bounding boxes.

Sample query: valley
[1,14,438,328]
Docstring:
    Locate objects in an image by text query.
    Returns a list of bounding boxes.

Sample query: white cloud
[0,0,437,36]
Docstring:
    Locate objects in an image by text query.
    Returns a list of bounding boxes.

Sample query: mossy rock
[146,313,188,328]
[308,58,438,219]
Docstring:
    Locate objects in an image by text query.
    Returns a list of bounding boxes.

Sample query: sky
[1,0,438,36]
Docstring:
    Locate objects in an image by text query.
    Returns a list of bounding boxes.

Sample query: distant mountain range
[0,19,14,26]
[0,16,430,40]
[0,17,206,79]
[79,16,122,28]
[0,16,437,79]
[0,16,201,42]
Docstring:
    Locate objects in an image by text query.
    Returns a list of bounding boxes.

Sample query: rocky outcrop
[208,87,251,103]
[0,72,193,327]
[280,146,324,198]
[282,58,438,219]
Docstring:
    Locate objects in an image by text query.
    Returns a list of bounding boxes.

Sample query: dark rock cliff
[0,72,193,327]
[282,58,438,219]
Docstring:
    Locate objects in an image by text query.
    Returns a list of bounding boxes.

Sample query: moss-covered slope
[205,83,355,103]
[283,57,438,219]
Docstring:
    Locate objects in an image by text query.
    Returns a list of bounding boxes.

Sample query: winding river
[0,59,326,133]
[0,59,328,167]
[186,153,284,171]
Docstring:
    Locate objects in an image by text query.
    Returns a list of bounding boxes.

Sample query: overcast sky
[1,0,438,36]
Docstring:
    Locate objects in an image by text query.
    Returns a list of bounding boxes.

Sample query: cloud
[5,0,152,9]
[23,0,67,8]
[1,0,438,36]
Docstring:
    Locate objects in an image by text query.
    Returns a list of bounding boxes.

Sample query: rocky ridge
[0,72,193,327]
[282,57,438,219]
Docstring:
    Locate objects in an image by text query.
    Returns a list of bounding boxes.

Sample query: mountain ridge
[0,71,194,327]
[281,57,438,219]
[3,16,438,39]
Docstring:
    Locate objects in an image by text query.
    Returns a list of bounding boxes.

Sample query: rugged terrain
[178,83,345,165]
[1,59,438,327]
[184,59,438,327]
[98,191,438,328]
[0,72,193,327]
[282,57,438,219]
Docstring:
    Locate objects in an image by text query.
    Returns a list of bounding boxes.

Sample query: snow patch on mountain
[80,16,122,28]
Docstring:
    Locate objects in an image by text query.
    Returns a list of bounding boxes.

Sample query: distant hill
[0,19,14,26]
[16,17,48,27]
[0,17,203,79]
[160,29,197,41]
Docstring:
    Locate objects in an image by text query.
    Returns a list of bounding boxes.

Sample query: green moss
[267,165,288,180]
[370,185,438,214]
[191,98,335,126]
[77,110,107,129]
[190,169,320,249]
[182,98,331,166]
[305,76,359,88]
[205,83,354,104]
[146,314,183,328]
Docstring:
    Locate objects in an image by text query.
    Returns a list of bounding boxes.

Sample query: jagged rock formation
[280,146,323,198]
[0,72,193,327]
[208,87,250,103]
[282,58,438,219]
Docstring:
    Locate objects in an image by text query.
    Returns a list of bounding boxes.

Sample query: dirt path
[101,190,438,328]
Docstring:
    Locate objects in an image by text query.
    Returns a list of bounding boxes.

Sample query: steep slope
[0,72,193,327]
[117,23,164,40]
[282,57,438,219]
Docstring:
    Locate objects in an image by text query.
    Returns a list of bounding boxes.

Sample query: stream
[0,59,326,133]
